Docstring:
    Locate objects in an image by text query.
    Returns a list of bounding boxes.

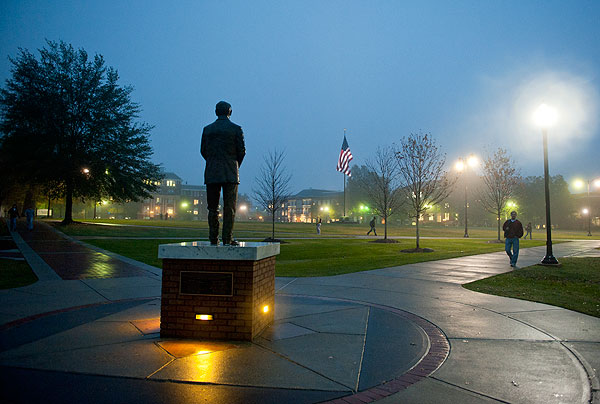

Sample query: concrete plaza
[1,221,599,403]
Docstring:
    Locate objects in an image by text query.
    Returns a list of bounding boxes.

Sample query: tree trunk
[415,212,420,249]
[384,213,388,240]
[63,178,74,224]
[22,185,35,214]
[271,211,275,240]
[496,208,501,241]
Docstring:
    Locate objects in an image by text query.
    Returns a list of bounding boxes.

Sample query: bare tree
[478,148,520,241]
[396,133,455,250]
[358,146,403,241]
[253,149,292,241]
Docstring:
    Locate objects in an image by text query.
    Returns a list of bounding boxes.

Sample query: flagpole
[343,128,346,217]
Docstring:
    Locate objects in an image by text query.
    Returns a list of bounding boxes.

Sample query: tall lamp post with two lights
[533,104,560,266]
[455,155,479,238]
[574,178,600,236]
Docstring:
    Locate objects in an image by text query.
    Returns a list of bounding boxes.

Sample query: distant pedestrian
[503,211,524,267]
[316,218,322,235]
[24,206,35,231]
[524,222,532,240]
[367,216,378,236]
[367,216,377,236]
[8,204,19,231]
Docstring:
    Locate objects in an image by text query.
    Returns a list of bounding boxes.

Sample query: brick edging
[278,294,450,404]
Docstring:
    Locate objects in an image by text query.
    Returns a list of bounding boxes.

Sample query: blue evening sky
[1,1,599,194]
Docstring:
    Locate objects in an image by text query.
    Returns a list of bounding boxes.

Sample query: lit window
[156,197,160,203]
[193,210,198,215]
[167,208,174,215]
[166,180,176,187]
[193,199,199,205]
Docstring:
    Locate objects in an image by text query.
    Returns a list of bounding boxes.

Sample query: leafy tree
[517,175,574,229]
[395,132,455,250]
[253,149,292,241]
[0,40,161,224]
[358,146,404,240]
[345,164,373,218]
[478,148,520,240]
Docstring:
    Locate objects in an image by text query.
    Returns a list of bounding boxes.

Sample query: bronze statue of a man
[201,101,246,245]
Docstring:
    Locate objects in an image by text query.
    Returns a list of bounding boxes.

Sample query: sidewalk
[1,222,599,403]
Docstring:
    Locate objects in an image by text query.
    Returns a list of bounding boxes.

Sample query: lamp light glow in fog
[534,103,558,128]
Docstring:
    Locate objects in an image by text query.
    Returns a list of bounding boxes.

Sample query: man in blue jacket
[201,101,246,245]
[503,211,524,267]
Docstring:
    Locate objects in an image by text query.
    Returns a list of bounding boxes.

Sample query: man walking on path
[24,206,35,231]
[503,211,524,267]
[201,101,246,245]
[524,222,532,240]
[8,204,19,231]
[367,216,378,236]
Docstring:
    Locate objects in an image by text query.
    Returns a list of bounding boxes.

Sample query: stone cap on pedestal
[158,241,280,261]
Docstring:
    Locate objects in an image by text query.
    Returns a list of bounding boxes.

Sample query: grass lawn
[50,221,209,238]
[464,257,600,318]
[0,259,38,289]
[85,238,548,277]
[48,218,599,240]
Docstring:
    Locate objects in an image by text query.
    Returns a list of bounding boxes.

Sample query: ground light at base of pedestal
[195,314,213,321]
[196,350,213,355]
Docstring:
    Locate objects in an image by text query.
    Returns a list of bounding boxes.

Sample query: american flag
[336,135,353,177]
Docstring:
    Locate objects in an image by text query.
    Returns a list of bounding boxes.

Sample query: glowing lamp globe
[534,103,558,129]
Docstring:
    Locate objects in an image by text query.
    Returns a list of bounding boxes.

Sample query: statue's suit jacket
[201,116,246,184]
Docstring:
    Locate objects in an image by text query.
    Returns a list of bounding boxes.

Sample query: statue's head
[215,101,232,117]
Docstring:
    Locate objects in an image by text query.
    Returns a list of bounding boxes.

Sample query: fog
[454,68,599,189]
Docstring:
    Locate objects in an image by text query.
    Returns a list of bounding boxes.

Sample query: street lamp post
[455,155,478,238]
[575,178,600,236]
[582,208,591,237]
[534,104,560,266]
[586,181,592,236]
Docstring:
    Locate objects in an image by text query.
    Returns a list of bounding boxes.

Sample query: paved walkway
[1,220,599,403]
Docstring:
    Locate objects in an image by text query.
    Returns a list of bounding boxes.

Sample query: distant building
[140,172,207,220]
[283,189,343,223]
[181,184,207,219]
[138,172,258,221]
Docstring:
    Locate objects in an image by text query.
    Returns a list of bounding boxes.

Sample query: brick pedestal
[158,242,279,341]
